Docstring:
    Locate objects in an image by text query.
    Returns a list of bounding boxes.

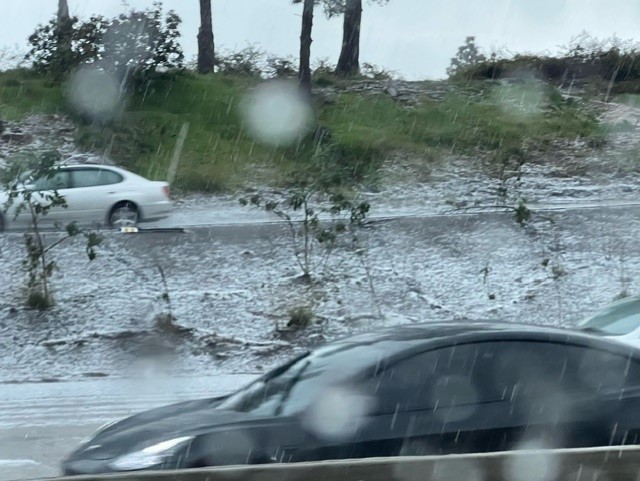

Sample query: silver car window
[71,169,123,188]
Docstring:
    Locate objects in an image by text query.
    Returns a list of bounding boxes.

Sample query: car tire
[108,202,139,228]
[0,213,5,232]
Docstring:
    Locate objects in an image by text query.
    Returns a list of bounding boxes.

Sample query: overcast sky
[1,0,640,79]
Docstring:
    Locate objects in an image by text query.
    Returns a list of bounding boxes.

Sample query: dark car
[63,321,640,475]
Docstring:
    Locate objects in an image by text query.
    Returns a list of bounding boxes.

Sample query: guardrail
[42,445,640,481]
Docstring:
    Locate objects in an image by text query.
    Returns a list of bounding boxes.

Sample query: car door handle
[108,191,116,194]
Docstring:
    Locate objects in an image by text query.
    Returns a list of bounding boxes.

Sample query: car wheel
[109,202,139,228]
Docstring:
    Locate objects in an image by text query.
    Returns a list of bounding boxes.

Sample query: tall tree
[197,0,215,73]
[334,0,389,77]
[335,0,361,76]
[54,0,73,79]
[57,0,70,22]
[297,0,315,92]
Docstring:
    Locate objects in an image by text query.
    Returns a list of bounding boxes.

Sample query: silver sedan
[0,164,172,230]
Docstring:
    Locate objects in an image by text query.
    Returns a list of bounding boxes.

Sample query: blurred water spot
[504,440,560,481]
[241,80,314,147]
[68,67,122,121]
[303,386,372,440]
[493,79,547,118]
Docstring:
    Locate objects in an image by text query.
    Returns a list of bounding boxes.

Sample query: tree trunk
[298,0,314,93]
[54,0,73,79]
[197,0,215,74]
[57,0,70,23]
[335,0,362,77]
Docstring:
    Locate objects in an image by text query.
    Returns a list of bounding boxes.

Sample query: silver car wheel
[109,202,138,228]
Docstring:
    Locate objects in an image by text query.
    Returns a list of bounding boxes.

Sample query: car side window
[366,341,640,415]
[32,171,71,191]
[493,341,639,401]
[367,343,503,414]
[71,169,123,188]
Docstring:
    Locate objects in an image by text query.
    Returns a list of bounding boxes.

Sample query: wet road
[3,202,640,480]
[0,374,256,481]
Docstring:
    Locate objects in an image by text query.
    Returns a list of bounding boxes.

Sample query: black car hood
[71,397,257,461]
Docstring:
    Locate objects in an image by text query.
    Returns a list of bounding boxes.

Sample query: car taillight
[162,185,170,198]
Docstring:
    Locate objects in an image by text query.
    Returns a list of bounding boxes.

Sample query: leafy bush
[312,58,339,86]
[241,187,369,281]
[1,151,102,308]
[360,62,395,80]
[266,55,297,78]
[287,305,314,329]
[453,33,640,85]
[26,2,184,81]
[447,36,487,78]
[215,46,264,77]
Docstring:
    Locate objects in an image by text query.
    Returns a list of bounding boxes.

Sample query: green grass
[0,69,65,119]
[0,70,604,192]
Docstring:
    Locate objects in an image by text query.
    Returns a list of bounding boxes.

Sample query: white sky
[1,0,640,79]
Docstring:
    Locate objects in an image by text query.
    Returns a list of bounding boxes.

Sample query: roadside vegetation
[0,66,602,193]
[1,151,102,309]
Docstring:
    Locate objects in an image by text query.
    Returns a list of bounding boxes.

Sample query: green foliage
[454,34,640,85]
[215,46,265,77]
[26,15,105,80]
[514,199,531,226]
[287,305,314,329]
[1,151,103,308]
[212,47,297,79]
[312,58,339,86]
[241,186,369,280]
[447,37,487,79]
[0,71,603,192]
[26,2,183,81]
[26,290,52,310]
[360,63,395,80]
[266,55,298,78]
[0,70,66,120]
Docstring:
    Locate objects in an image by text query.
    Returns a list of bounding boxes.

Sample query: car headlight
[109,436,194,471]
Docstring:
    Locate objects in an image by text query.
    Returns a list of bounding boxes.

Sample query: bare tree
[57,0,70,23]
[335,0,361,76]
[197,0,215,73]
[334,0,389,77]
[297,0,315,93]
[54,0,74,78]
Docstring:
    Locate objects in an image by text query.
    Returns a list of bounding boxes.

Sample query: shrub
[287,306,314,329]
[266,55,297,78]
[215,46,264,77]
[26,2,184,81]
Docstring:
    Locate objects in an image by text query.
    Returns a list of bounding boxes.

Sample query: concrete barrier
[44,445,640,481]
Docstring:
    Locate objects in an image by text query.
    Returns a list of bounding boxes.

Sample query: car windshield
[217,339,414,416]
[580,299,640,335]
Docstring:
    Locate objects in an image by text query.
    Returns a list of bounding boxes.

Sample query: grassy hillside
[0,69,603,192]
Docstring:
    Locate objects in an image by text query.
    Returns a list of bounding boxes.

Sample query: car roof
[310,320,639,364]
[336,320,572,343]
[57,163,118,169]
